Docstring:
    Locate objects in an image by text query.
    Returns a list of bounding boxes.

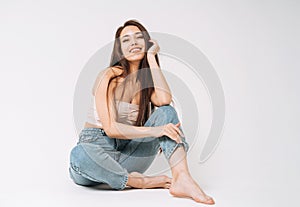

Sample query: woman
[69,19,215,205]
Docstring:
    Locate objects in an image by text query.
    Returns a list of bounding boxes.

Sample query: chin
[126,52,145,62]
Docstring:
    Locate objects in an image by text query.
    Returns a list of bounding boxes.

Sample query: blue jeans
[69,105,189,190]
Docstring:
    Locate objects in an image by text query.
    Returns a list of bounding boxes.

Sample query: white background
[0,0,299,206]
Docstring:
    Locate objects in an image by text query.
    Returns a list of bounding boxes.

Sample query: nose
[130,38,137,46]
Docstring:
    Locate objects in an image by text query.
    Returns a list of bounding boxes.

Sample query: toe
[205,197,215,205]
[164,183,171,189]
[165,177,172,183]
[193,195,215,205]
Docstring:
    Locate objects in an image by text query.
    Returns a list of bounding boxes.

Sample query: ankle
[127,175,145,188]
[172,170,191,180]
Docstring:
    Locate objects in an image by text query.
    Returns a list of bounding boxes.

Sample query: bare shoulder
[95,66,123,80]
[92,66,125,95]
[92,67,111,95]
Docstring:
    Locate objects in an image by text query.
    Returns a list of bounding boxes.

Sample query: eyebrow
[121,32,143,39]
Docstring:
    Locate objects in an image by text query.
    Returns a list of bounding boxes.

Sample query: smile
[129,47,142,53]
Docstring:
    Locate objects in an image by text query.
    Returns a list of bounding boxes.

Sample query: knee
[156,105,177,115]
[145,104,180,127]
[70,145,85,165]
[156,105,178,120]
[70,144,92,166]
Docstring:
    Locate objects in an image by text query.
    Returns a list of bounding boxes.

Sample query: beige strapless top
[115,100,139,125]
[86,96,139,127]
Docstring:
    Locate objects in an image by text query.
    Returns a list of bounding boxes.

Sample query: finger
[171,132,182,143]
[177,134,183,143]
[164,130,180,143]
[171,129,182,143]
[165,126,182,143]
[171,124,183,137]
[149,39,158,46]
[169,127,182,142]
[173,123,184,137]
[179,129,184,138]
[165,128,175,138]
[175,122,181,127]
[163,131,173,141]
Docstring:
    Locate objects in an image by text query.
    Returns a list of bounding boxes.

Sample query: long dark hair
[109,20,160,126]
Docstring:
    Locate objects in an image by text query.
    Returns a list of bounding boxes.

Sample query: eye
[137,35,144,39]
[122,39,129,43]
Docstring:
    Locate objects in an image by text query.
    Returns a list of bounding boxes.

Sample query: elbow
[103,127,116,138]
[163,94,172,105]
[102,123,114,137]
[156,96,172,106]
[102,123,119,138]
[157,101,171,107]
[104,129,114,138]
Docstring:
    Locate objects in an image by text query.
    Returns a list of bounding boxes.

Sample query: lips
[129,47,142,53]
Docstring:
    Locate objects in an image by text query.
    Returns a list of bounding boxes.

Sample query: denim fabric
[69,105,189,190]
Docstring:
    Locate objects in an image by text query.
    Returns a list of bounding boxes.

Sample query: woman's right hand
[154,122,184,144]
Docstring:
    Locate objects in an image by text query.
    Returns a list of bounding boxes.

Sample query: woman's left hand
[147,39,160,56]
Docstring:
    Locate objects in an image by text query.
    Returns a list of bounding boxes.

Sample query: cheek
[120,43,129,55]
[138,39,146,48]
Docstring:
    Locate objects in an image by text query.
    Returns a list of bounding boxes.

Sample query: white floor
[1,143,299,207]
[2,176,299,207]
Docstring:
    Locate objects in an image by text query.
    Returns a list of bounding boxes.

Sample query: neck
[129,61,140,74]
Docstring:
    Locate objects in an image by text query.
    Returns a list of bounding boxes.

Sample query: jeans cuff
[118,173,129,190]
[165,141,189,160]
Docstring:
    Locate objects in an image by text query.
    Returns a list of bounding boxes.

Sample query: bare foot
[169,173,215,205]
[127,172,172,189]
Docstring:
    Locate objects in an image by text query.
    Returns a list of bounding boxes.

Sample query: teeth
[130,48,141,53]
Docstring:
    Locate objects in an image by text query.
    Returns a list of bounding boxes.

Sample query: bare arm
[147,40,172,106]
[94,67,183,143]
[94,67,160,139]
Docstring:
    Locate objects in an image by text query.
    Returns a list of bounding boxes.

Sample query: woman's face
[120,25,146,62]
